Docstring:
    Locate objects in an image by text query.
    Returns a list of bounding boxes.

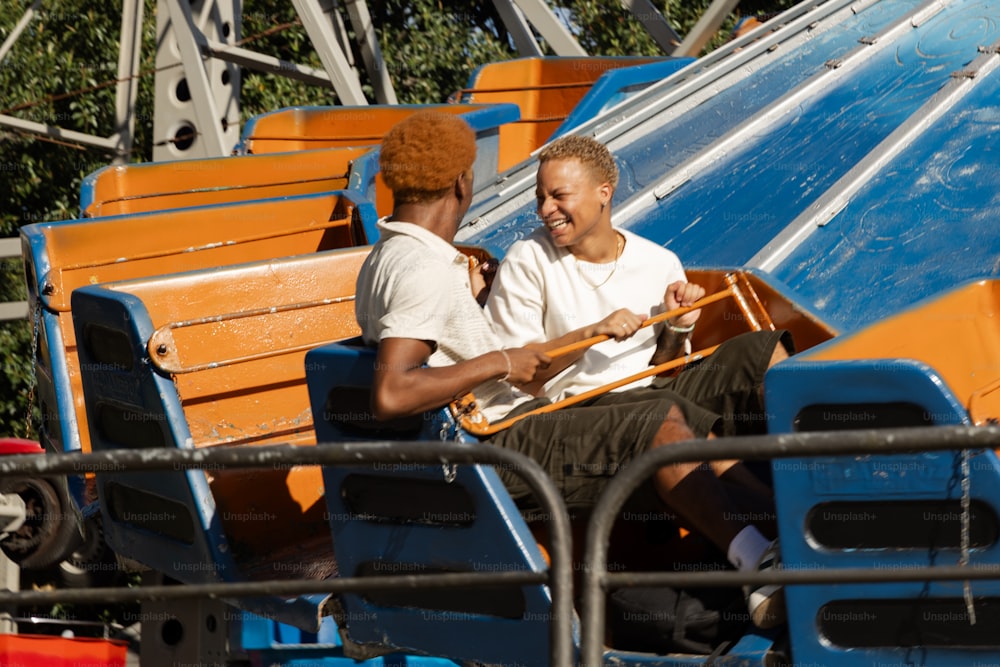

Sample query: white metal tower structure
[0,0,735,163]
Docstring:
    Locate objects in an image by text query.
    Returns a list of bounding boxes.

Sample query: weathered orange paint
[460,57,662,171]
[684,269,836,353]
[239,104,483,154]
[808,280,1000,425]
[32,193,364,455]
[93,247,370,553]
[83,146,371,217]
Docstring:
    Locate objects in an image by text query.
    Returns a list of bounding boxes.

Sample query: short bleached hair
[537,135,619,191]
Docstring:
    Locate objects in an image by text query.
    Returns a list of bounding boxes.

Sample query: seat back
[305,340,560,667]
[22,191,375,460]
[79,146,370,217]
[460,57,663,171]
[764,280,1000,666]
[236,103,518,155]
[71,247,372,631]
[237,103,519,219]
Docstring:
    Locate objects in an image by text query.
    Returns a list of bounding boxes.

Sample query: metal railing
[580,424,1000,666]
[0,238,26,321]
[0,440,575,667]
[0,427,999,666]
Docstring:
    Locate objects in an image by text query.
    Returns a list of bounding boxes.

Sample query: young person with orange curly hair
[355,111,784,629]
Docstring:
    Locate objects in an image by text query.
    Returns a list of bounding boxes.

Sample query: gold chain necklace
[574,233,624,290]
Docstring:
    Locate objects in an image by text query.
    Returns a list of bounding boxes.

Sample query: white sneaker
[744,540,786,629]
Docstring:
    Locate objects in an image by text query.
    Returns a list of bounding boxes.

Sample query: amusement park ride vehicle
[5,0,1000,664]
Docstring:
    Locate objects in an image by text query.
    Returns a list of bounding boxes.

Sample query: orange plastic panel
[0,634,127,667]
[83,146,370,217]
[97,246,370,447]
[808,280,1000,424]
[42,193,360,454]
[684,270,836,352]
[463,57,662,171]
[241,104,481,154]
[94,247,371,555]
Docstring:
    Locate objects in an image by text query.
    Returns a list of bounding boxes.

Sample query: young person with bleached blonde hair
[485,134,793,629]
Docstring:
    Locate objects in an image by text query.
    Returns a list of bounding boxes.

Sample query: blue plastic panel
[763,355,1000,666]
[774,49,1000,328]
[462,0,1000,336]
[305,342,558,667]
[463,0,926,254]
[552,58,695,139]
[236,611,461,667]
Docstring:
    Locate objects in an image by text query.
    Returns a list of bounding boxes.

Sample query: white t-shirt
[356,219,533,422]
[485,227,686,401]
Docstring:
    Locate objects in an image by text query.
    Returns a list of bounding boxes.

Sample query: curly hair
[379,111,477,203]
[537,135,619,191]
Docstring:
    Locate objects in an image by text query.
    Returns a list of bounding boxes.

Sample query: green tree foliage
[0,1,144,232]
[0,0,147,439]
[366,2,516,104]
[563,1,728,55]
[240,3,335,110]
[0,0,794,439]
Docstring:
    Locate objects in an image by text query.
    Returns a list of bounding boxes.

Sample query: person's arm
[468,256,499,306]
[486,246,649,395]
[517,308,647,395]
[371,337,550,421]
[651,280,705,365]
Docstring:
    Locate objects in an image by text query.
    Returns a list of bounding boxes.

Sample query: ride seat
[305,338,563,667]
[763,281,1000,666]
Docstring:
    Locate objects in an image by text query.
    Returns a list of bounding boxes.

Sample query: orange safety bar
[545,288,735,359]
[453,342,725,437]
[451,275,773,437]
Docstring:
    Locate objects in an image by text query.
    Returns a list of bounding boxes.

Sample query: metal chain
[23,300,41,439]
[438,419,459,483]
[960,447,976,625]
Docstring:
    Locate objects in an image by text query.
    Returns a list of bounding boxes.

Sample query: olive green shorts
[649,329,794,437]
[488,394,678,513]
[487,330,792,512]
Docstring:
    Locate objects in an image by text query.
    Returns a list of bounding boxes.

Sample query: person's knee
[768,341,790,368]
[667,404,687,424]
[768,330,795,368]
[651,404,695,445]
